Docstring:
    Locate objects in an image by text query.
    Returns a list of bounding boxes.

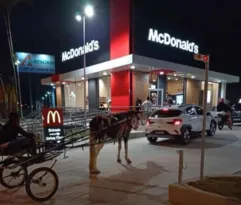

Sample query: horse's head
[127,110,140,130]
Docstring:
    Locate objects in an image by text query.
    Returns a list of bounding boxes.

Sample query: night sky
[0,0,241,104]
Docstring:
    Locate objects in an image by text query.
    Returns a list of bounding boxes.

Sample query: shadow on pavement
[0,161,170,205]
[88,161,169,204]
[152,133,239,149]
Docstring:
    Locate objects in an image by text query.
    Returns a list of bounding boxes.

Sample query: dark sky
[0,0,241,104]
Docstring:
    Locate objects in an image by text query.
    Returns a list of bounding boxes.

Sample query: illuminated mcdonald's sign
[47,110,61,124]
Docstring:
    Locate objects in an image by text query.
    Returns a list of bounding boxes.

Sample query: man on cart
[0,112,37,156]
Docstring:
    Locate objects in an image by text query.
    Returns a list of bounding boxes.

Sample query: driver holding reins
[0,112,37,156]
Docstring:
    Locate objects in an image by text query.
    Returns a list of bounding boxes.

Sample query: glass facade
[62,71,220,109]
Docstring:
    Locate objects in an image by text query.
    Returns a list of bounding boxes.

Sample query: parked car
[232,103,241,123]
[145,104,217,145]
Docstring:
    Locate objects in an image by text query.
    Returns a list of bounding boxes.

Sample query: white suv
[145,104,217,145]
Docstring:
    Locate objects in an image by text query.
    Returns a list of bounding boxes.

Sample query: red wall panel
[110,0,131,60]
[111,70,130,112]
[51,74,60,83]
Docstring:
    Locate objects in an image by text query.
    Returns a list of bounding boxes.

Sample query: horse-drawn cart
[0,129,90,202]
[0,110,140,202]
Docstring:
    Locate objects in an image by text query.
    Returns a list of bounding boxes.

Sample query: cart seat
[0,150,27,157]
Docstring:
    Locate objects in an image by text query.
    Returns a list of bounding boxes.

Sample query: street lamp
[44,94,48,107]
[47,91,52,107]
[75,5,94,116]
[15,60,23,119]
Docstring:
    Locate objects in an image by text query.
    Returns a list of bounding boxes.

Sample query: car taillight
[146,119,154,126]
[173,119,183,125]
[167,119,183,125]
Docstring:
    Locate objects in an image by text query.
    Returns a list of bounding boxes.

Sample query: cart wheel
[25,167,58,202]
[0,162,28,189]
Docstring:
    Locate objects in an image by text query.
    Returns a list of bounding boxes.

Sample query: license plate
[155,131,164,135]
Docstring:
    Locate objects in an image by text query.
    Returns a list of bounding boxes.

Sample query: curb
[168,183,241,205]
[129,131,145,140]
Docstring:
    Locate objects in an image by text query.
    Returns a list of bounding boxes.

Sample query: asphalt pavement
[1,124,241,205]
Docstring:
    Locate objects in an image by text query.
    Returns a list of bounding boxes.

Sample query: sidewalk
[1,127,241,204]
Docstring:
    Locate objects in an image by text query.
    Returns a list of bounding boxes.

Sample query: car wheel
[180,129,191,145]
[228,119,233,130]
[207,121,216,136]
[218,123,223,130]
[147,137,158,143]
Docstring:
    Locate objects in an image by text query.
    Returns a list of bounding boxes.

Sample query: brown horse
[89,110,140,175]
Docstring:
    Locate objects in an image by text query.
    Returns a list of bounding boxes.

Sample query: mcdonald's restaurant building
[41,0,239,112]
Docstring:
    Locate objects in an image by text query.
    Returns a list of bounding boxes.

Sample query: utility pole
[194,53,210,180]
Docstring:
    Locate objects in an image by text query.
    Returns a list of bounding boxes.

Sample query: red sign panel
[194,54,209,63]
[42,108,63,127]
[203,55,209,62]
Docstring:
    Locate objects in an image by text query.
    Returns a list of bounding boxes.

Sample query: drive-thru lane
[1,125,241,205]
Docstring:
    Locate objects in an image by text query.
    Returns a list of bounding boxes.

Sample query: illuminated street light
[75,5,95,118]
[84,5,94,17]
[15,59,23,118]
[15,60,20,65]
[76,14,82,21]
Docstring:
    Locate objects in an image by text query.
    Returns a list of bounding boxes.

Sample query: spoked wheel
[25,167,59,202]
[0,161,28,189]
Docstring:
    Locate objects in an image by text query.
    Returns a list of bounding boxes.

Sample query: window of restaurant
[64,81,88,108]
[201,81,219,108]
[98,76,111,109]
[166,76,184,105]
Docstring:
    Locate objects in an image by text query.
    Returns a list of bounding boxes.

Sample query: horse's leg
[117,138,122,163]
[89,134,96,175]
[93,141,104,174]
[124,136,132,164]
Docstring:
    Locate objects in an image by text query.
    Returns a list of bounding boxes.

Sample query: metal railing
[19,103,215,142]
[21,107,108,141]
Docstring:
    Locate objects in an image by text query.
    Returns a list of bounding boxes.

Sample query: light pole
[15,60,23,119]
[45,94,47,107]
[41,97,44,107]
[47,91,51,107]
[75,5,94,116]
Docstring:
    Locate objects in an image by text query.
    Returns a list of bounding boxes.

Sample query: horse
[89,110,140,175]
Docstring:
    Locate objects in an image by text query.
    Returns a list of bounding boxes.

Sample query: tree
[0,0,31,114]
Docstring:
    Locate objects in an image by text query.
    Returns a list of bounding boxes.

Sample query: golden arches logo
[47,111,61,124]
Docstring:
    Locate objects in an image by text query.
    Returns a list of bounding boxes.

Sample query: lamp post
[45,94,47,107]
[41,97,44,107]
[47,91,51,107]
[75,5,94,117]
[15,60,23,119]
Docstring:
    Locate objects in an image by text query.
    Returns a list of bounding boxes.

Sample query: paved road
[1,125,241,205]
